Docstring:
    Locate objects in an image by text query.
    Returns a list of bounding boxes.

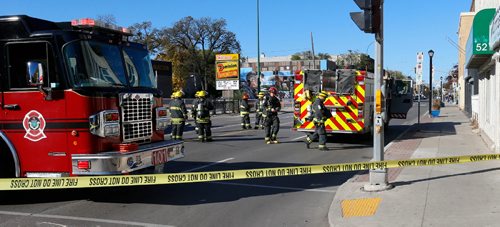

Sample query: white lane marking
[292,135,307,141]
[183,158,234,173]
[0,210,175,227]
[212,182,335,193]
[38,222,67,227]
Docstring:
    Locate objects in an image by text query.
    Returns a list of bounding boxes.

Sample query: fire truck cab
[0,15,184,178]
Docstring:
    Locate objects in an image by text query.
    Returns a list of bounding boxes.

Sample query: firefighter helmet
[172,91,183,98]
[197,90,207,98]
[257,91,265,98]
[268,87,278,94]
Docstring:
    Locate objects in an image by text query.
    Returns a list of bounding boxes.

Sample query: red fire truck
[293,69,413,135]
[0,16,184,178]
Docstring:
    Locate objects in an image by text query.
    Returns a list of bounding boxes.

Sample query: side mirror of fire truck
[27,61,52,101]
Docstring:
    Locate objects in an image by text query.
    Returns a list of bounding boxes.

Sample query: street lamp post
[256,0,261,93]
[440,76,443,102]
[428,50,434,115]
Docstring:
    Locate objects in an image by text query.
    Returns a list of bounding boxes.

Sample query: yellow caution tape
[2,153,500,190]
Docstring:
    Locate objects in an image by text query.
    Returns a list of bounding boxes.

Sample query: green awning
[466,8,495,69]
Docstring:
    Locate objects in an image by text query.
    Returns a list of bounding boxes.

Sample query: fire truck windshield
[63,40,156,88]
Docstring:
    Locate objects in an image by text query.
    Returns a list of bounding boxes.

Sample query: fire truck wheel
[0,142,15,178]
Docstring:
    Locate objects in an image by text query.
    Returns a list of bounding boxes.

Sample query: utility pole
[311,32,316,69]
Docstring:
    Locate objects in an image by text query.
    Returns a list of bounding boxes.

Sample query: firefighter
[264,87,281,144]
[305,91,332,151]
[240,93,251,129]
[254,91,266,129]
[192,90,214,142]
[169,91,188,140]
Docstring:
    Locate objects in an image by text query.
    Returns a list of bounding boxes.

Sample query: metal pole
[440,77,443,102]
[365,0,391,192]
[429,54,433,115]
[418,83,421,127]
[257,0,261,93]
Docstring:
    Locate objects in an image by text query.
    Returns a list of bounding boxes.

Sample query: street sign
[416,52,423,85]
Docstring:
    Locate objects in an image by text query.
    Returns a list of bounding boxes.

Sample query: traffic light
[350,0,380,33]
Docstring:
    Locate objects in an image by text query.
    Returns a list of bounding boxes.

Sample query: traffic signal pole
[364,0,391,192]
[349,0,390,191]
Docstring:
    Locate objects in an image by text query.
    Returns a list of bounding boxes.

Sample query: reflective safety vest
[169,98,187,124]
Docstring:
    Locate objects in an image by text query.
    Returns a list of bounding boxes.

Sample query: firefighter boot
[271,135,279,144]
[265,137,271,144]
[305,136,312,149]
[318,144,329,151]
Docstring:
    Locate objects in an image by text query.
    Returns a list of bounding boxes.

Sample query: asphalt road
[0,102,427,227]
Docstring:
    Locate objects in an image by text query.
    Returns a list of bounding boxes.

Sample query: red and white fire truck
[0,15,184,178]
[293,69,413,135]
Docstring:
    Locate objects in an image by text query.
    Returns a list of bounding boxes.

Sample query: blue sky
[1,0,471,82]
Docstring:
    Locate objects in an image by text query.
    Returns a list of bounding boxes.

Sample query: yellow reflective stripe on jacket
[170,107,182,110]
[171,118,185,124]
[240,111,249,115]
[313,118,325,123]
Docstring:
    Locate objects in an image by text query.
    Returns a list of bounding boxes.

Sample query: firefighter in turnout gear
[264,87,281,144]
[254,91,266,129]
[240,93,251,129]
[169,91,188,140]
[305,91,332,151]
[192,90,214,142]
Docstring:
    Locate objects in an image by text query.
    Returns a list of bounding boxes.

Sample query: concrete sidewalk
[329,106,500,227]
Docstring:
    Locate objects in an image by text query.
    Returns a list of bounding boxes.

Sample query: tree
[291,54,301,60]
[336,50,374,72]
[386,70,407,80]
[161,16,241,96]
[317,52,331,60]
[128,21,162,55]
[96,14,117,25]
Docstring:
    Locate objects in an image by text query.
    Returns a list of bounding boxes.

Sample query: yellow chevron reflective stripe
[295,83,304,102]
[304,121,315,129]
[356,85,365,98]
[325,118,338,130]
[300,100,312,119]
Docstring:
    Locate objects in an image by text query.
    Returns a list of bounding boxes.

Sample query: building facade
[458,13,475,111]
[462,0,500,151]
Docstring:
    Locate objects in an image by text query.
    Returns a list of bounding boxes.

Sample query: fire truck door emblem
[23,110,47,142]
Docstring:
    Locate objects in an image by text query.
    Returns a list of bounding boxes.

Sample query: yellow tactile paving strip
[341,197,381,218]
